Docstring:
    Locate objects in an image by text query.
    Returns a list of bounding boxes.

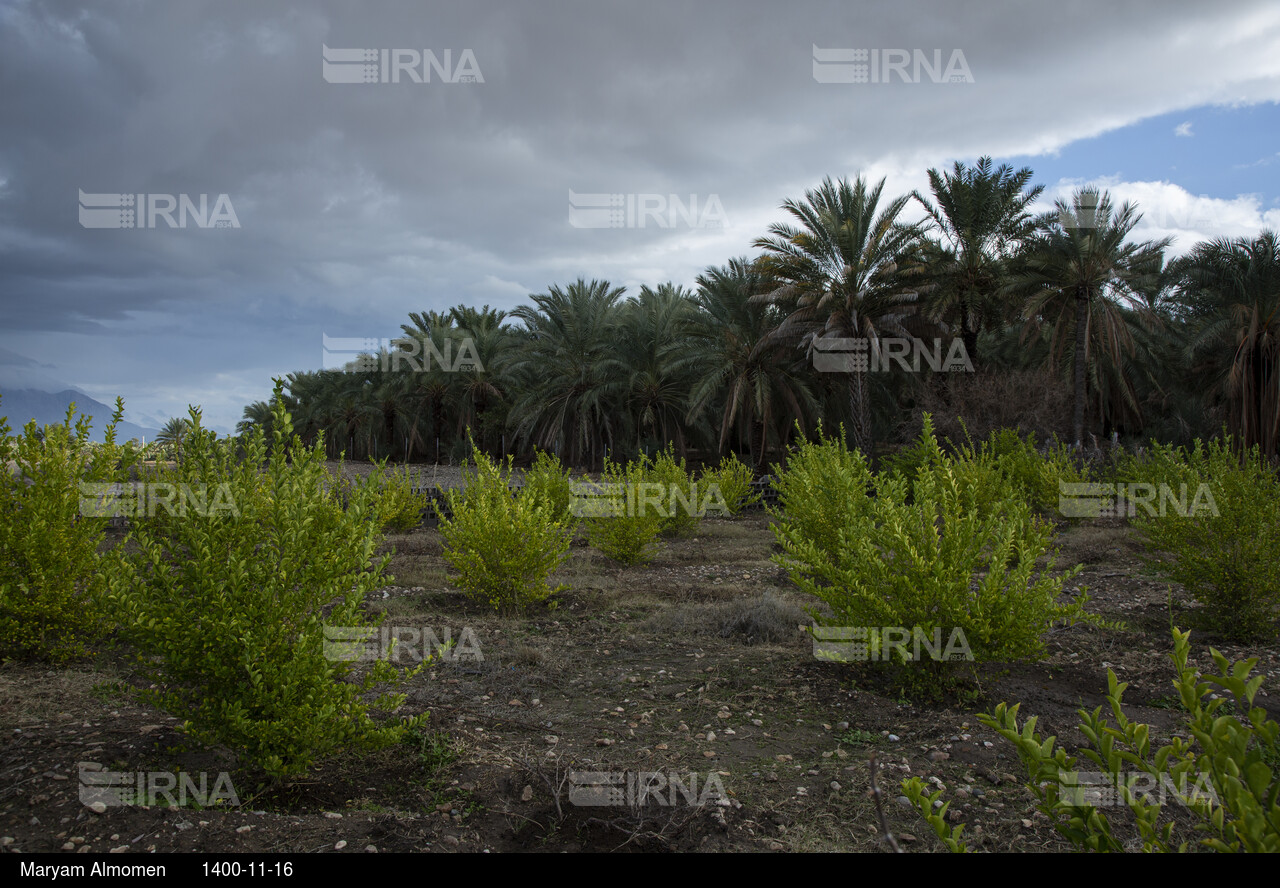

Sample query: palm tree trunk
[961,299,980,373]
[1072,287,1088,448]
[848,370,872,456]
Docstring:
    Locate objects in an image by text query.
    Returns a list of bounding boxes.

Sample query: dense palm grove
[237,158,1280,469]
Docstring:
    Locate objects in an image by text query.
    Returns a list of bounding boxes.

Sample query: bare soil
[2,476,1278,855]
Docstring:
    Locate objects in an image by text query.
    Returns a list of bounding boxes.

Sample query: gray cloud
[2,0,1279,429]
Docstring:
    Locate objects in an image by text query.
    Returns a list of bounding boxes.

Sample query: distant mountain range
[0,387,161,444]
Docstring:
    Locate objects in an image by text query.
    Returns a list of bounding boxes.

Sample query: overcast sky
[2,0,1279,434]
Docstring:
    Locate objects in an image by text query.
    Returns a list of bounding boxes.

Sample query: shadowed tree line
[236,161,1280,469]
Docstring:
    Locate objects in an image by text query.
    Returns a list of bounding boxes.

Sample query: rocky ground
[2,484,1277,854]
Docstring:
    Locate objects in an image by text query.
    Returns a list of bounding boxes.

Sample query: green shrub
[0,397,141,662]
[583,455,665,565]
[105,392,423,779]
[697,453,759,516]
[973,627,1279,852]
[367,463,428,533]
[968,426,1087,515]
[647,444,701,536]
[1127,438,1280,639]
[887,420,1087,517]
[440,449,572,613]
[768,422,876,565]
[519,449,576,527]
[772,418,1098,690]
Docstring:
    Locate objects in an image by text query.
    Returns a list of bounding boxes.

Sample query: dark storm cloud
[1,0,1277,428]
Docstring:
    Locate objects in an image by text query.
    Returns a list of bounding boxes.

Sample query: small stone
[543,735,558,745]
[983,741,994,748]
[110,846,129,853]
[836,722,849,730]
[0,838,13,846]
[929,751,950,762]
[888,734,900,742]
[334,840,347,850]
[751,719,763,727]
[442,835,459,846]
[61,842,75,851]
[324,812,343,819]
[365,845,378,853]
[717,711,731,719]
[521,785,533,802]
[896,795,912,808]
[1021,819,1033,829]
[595,738,615,746]
[897,832,917,843]
[706,732,716,743]
[87,802,107,815]
[830,781,842,792]
[236,825,252,834]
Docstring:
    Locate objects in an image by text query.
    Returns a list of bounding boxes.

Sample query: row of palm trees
[233,159,1280,468]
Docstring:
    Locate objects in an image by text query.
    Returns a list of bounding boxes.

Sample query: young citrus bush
[440,449,572,613]
[697,453,759,516]
[974,627,1279,852]
[772,420,1097,689]
[367,463,429,533]
[0,397,141,662]
[968,426,1087,515]
[519,449,576,527]
[768,423,876,566]
[886,418,1086,516]
[583,455,665,565]
[647,444,701,536]
[1125,438,1280,640]
[105,392,423,779]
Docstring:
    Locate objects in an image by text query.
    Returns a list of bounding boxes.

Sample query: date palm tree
[680,257,818,466]
[752,175,927,456]
[1009,188,1170,448]
[505,278,628,468]
[619,283,701,457]
[912,157,1044,367]
[155,416,192,462]
[1174,230,1280,454]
